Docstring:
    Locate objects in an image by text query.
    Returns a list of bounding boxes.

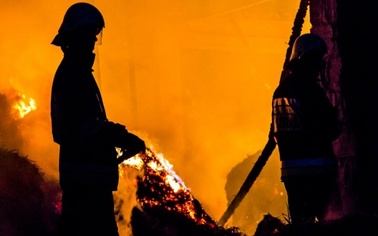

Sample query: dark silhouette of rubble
[0,148,61,235]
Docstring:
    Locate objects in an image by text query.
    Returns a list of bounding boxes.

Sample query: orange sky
[0,0,310,234]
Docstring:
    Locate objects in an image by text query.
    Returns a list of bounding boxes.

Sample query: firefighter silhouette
[50,3,145,235]
[269,33,342,224]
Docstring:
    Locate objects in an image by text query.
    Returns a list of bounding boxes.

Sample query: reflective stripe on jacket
[281,157,336,177]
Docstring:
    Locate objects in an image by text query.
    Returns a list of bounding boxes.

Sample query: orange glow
[0,1,310,234]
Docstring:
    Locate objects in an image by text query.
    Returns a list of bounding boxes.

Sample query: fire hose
[219,138,276,226]
[218,0,310,227]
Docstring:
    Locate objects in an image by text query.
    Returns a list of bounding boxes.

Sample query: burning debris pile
[121,148,246,236]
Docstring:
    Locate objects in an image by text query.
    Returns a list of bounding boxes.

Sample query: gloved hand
[123,132,146,155]
[117,132,146,164]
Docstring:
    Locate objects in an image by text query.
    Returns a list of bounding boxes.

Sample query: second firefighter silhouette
[270,33,341,224]
[50,3,145,236]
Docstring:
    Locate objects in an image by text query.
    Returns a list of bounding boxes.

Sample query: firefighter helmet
[52,2,105,46]
[289,33,327,62]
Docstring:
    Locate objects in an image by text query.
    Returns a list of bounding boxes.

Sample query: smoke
[0,0,310,233]
[0,90,24,150]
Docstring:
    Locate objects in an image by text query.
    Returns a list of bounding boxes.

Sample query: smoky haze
[0,0,309,234]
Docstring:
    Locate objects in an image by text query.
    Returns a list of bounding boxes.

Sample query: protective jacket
[270,71,341,179]
[51,49,121,190]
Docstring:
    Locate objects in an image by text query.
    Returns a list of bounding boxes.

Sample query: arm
[98,121,146,163]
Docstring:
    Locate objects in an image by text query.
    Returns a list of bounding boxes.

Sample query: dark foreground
[2,148,378,236]
[254,213,378,236]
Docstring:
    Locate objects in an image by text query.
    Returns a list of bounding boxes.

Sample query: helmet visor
[96,29,103,45]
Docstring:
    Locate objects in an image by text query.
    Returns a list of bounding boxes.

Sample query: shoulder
[273,74,299,98]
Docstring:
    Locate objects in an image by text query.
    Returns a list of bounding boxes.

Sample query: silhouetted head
[52,2,105,52]
[287,33,327,77]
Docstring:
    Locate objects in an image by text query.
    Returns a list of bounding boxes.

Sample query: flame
[12,94,37,119]
[121,148,217,227]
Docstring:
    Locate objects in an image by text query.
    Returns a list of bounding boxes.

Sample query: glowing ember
[12,94,37,119]
[120,148,217,227]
